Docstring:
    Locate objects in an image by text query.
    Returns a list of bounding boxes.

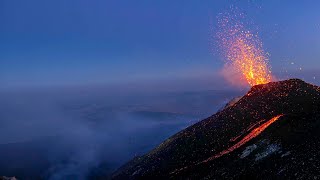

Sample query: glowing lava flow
[217,11,273,86]
[202,114,283,163]
[170,115,284,176]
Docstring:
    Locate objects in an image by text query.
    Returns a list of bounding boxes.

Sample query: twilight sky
[1,0,320,90]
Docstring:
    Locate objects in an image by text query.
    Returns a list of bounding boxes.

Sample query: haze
[0,1,320,179]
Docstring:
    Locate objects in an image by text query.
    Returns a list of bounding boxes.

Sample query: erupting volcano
[112,79,320,179]
[217,11,273,86]
[109,8,320,180]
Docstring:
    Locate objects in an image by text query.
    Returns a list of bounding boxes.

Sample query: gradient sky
[1,0,320,90]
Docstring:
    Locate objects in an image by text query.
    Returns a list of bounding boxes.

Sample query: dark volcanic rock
[112,79,320,179]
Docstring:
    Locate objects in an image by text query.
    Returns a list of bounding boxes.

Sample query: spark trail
[217,9,273,86]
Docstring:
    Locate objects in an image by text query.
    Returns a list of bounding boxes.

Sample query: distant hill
[112,79,320,179]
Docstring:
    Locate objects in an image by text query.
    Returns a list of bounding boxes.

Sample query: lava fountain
[217,10,273,86]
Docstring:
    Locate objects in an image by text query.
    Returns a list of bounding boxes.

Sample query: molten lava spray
[217,10,272,86]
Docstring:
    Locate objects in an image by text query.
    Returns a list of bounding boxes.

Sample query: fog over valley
[0,87,242,179]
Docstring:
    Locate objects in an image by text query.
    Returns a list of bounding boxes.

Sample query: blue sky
[1,0,320,90]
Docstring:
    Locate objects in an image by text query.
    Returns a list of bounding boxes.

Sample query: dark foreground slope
[112,79,320,179]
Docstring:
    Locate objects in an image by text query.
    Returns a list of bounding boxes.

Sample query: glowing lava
[202,114,283,163]
[217,10,273,86]
[170,115,284,175]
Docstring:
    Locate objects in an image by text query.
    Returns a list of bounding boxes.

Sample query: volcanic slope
[112,79,320,179]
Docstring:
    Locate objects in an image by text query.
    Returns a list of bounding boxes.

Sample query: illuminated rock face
[112,79,320,179]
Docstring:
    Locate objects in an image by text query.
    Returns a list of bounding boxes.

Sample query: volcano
[111,79,320,179]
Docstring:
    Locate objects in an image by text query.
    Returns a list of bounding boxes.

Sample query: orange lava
[202,114,283,162]
[217,11,273,86]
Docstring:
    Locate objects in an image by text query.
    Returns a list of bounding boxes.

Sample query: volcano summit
[112,79,320,179]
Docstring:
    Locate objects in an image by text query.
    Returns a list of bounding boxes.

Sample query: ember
[217,10,273,86]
